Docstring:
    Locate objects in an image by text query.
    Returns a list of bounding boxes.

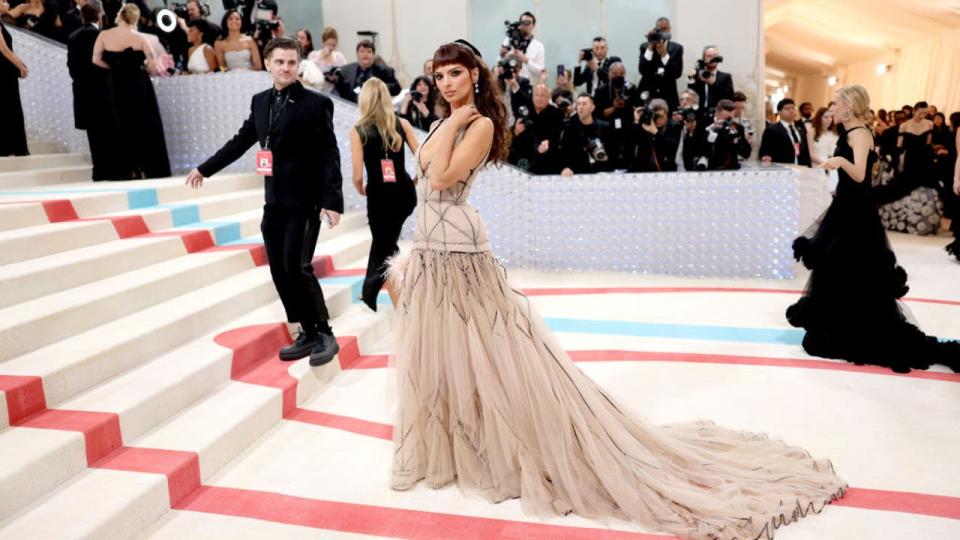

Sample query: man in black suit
[186,38,345,367]
[573,36,616,96]
[638,17,683,110]
[759,98,811,166]
[67,1,117,180]
[332,39,401,103]
[687,45,734,113]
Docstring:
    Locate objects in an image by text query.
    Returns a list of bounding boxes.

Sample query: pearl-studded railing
[15,25,809,279]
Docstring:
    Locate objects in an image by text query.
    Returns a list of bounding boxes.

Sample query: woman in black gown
[349,78,419,311]
[92,3,171,180]
[0,13,30,157]
[787,85,960,373]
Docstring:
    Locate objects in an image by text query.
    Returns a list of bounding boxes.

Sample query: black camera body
[169,1,211,19]
[580,48,593,62]
[503,20,531,53]
[498,56,519,80]
[646,28,671,46]
[410,91,423,103]
[695,56,724,80]
[678,107,699,123]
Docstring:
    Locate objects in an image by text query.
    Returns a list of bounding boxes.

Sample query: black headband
[453,39,483,59]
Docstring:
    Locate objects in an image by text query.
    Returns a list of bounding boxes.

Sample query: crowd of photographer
[487,12,751,175]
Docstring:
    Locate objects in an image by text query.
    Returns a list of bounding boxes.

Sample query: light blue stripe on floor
[174,221,242,245]
[545,318,803,345]
[157,204,200,226]
[126,188,159,209]
[223,234,264,245]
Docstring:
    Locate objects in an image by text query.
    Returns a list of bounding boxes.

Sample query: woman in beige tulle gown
[388,40,846,540]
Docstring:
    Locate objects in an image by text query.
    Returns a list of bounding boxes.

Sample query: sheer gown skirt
[387,248,846,540]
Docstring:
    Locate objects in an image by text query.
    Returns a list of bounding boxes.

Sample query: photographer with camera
[593,62,639,169]
[508,83,564,174]
[305,27,346,93]
[625,99,676,172]
[494,55,533,128]
[731,91,755,159]
[687,45,734,113]
[700,99,750,170]
[638,17,683,110]
[672,107,706,171]
[332,39,400,104]
[499,11,544,82]
[573,36,616,95]
[560,94,612,176]
[399,76,438,131]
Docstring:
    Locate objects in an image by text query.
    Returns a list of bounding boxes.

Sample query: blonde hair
[355,78,403,154]
[836,85,871,120]
[117,3,140,25]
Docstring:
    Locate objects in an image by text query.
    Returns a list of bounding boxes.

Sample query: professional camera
[516,105,535,131]
[694,156,709,171]
[636,103,656,126]
[580,48,593,62]
[251,0,280,36]
[556,96,572,110]
[410,90,423,103]
[585,138,608,164]
[695,56,724,80]
[645,28,671,46]
[678,107,699,123]
[323,66,340,83]
[503,20,531,52]
[498,56,519,80]
[168,1,210,19]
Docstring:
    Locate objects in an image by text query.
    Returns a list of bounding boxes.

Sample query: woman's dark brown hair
[431,43,510,166]
[812,106,834,142]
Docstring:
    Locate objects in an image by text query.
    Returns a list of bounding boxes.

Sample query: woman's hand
[450,104,481,129]
[414,100,429,116]
[819,157,844,171]
[18,63,28,79]
[353,178,366,197]
[953,174,959,196]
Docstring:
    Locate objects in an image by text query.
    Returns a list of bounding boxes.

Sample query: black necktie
[788,124,800,144]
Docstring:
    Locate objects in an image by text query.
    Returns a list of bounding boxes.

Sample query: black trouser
[260,204,329,330]
[362,188,415,310]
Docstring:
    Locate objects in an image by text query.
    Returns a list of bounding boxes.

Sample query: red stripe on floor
[838,488,960,521]
[175,485,662,539]
[0,375,47,425]
[327,268,367,277]
[19,409,122,464]
[520,286,960,307]
[97,215,150,238]
[92,447,201,507]
[286,408,393,441]
[150,229,215,253]
[201,244,268,266]
[41,199,79,222]
[336,336,361,370]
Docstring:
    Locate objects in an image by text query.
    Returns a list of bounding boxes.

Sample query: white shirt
[780,120,802,164]
[502,36,544,81]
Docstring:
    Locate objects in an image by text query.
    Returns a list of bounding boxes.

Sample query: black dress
[787,125,960,373]
[0,23,29,157]
[874,130,935,205]
[357,120,417,311]
[101,48,171,179]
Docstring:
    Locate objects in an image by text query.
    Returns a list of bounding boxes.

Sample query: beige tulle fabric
[388,123,847,540]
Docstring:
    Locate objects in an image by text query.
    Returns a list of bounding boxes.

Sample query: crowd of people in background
[3,2,959,252]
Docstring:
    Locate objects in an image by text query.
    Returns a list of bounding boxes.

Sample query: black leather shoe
[279,330,319,361]
[309,333,340,367]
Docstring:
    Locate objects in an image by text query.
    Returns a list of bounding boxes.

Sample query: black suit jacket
[573,56,617,95]
[638,41,683,109]
[759,121,812,166]
[198,81,344,211]
[67,25,107,130]
[334,62,401,103]
[688,70,734,111]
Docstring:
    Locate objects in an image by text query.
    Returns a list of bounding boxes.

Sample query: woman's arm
[214,40,226,70]
[835,128,871,183]
[248,39,262,70]
[203,45,218,72]
[0,27,26,76]
[807,129,823,165]
[399,117,419,155]
[348,127,365,196]
[426,112,492,191]
[92,33,109,69]
[954,129,960,195]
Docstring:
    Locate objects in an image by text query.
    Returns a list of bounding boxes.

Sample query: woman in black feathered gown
[786,85,960,373]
